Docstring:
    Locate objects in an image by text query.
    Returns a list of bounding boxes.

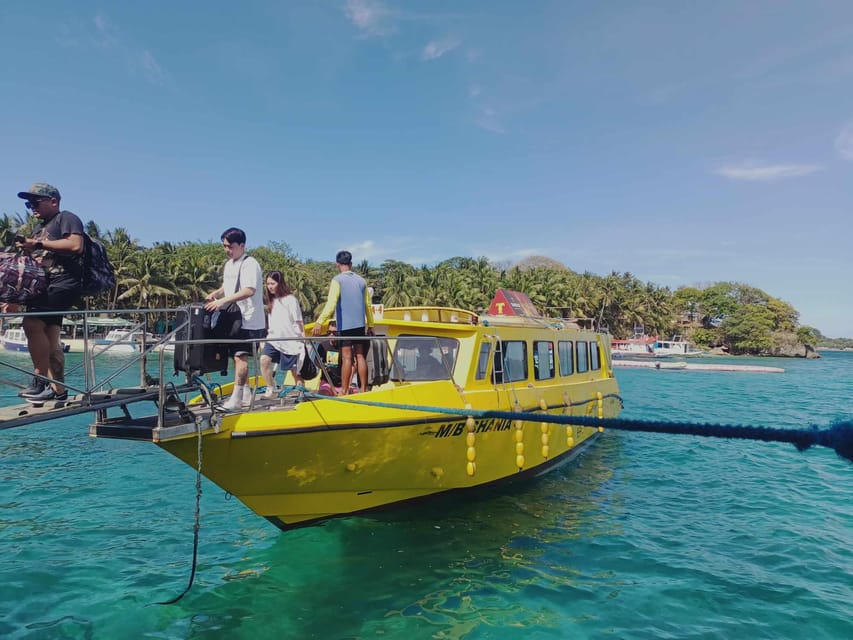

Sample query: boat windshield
[391,336,458,381]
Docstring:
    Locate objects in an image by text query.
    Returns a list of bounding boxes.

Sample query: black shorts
[229,328,267,357]
[27,280,82,328]
[338,326,370,350]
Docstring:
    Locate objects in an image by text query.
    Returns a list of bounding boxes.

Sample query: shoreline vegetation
[1,215,846,358]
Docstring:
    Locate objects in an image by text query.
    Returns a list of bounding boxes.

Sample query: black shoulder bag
[212,258,244,339]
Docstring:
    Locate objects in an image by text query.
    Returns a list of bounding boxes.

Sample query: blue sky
[2,1,852,337]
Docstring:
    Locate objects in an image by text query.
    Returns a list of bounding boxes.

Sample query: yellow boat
[90,290,622,530]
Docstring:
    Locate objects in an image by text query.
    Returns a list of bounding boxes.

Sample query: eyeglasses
[24,199,47,210]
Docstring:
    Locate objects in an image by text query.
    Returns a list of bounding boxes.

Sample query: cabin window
[558,341,574,376]
[475,342,491,380]
[501,340,527,382]
[576,341,589,373]
[533,341,555,380]
[590,341,601,371]
[390,335,458,381]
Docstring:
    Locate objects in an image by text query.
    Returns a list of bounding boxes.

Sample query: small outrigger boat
[1,327,71,353]
[1,291,622,530]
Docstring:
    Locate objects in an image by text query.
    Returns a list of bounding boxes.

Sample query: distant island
[1,215,844,359]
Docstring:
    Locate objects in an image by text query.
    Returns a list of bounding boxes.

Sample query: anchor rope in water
[154,379,207,605]
[297,389,853,463]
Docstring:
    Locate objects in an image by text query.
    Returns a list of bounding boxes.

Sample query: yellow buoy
[514,429,524,443]
[541,445,549,458]
[466,416,476,431]
[466,432,476,447]
[516,455,525,468]
[467,446,476,462]
[541,433,549,445]
[466,461,476,476]
[539,398,548,411]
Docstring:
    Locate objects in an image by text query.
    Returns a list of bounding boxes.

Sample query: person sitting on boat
[314,323,358,395]
[260,271,305,399]
[413,342,448,380]
[311,250,374,394]
[204,228,266,411]
[15,183,85,403]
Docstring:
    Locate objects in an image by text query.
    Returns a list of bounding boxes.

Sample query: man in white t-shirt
[204,227,266,410]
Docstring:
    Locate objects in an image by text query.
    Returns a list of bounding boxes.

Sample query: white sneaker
[220,394,242,411]
[262,386,277,399]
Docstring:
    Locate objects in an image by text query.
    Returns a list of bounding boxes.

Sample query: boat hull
[158,378,621,529]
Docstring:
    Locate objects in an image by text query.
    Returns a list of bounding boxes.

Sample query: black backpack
[299,344,319,380]
[81,234,116,297]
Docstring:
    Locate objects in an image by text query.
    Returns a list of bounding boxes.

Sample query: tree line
[1,215,827,354]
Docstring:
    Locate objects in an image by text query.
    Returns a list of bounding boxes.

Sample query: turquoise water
[1,351,851,639]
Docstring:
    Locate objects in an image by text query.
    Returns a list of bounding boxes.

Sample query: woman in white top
[260,271,305,397]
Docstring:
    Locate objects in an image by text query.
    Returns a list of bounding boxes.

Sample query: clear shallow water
[0,352,851,639]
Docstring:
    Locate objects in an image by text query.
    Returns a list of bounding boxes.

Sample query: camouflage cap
[17,183,61,200]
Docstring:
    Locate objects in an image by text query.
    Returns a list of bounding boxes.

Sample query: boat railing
[0,307,184,399]
[0,306,463,433]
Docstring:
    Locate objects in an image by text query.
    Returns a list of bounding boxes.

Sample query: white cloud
[421,37,459,61]
[474,106,505,134]
[835,122,853,159]
[56,14,167,86]
[138,50,165,85]
[713,163,823,182]
[467,246,542,263]
[92,13,119,48]
[344,0,394,37]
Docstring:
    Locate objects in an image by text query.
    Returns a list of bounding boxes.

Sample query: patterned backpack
[0,252,47,303]
[81,234,116,297]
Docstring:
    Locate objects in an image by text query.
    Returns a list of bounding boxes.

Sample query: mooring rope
[155,386,205,605]
[298,389,853,463]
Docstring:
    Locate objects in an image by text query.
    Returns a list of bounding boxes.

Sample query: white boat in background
[1,328,70,353]
[91,329,155,354]
[611,335,658,359]
[652,338,707,357]
[1,328,29,353]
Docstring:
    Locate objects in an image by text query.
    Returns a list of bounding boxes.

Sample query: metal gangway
[0,307,204,435]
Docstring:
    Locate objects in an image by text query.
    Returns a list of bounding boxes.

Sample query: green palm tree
[118,251,176,309]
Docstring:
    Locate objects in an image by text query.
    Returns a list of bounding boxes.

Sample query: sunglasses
[24,199,48,210]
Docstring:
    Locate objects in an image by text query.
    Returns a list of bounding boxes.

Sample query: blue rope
[297,389,853,463]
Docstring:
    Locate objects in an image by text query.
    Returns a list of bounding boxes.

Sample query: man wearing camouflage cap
[15,182,85,403]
